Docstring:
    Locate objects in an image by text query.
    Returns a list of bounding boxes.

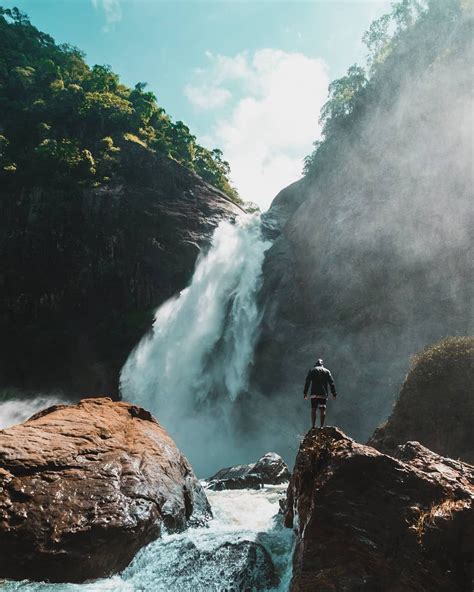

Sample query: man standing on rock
[303,358,337,429]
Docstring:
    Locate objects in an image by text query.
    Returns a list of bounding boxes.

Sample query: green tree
[302,0,461,178]
[34,138,95,180]
[362,14,392,71]
[168,121,196,164]
[85,64,119,93]
[319,65,368,137]
[79,91,133,134]
[0,7,240,203]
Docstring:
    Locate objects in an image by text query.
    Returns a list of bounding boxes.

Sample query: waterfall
[1,217,295,592]
[0,392,65,429]
[120,215,272,476]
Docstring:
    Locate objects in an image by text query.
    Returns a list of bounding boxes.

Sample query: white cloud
[186,49,330,210]
[91,0,122,32]
[185,84,232,110]
[204,51,252,83]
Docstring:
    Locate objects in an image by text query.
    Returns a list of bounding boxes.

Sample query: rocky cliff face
[0,397,211,582]
[285,427,473,592]
[252,13,473,445]
[0,141,243,398]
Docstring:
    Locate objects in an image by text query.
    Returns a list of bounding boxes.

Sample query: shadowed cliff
[0,8,243,399]
[0,141,242,398]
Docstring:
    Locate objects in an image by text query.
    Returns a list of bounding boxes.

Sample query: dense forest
[303,0,469,178]
[0,6,241,203]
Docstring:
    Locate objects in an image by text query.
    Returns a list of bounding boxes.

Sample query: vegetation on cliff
[303,0,470,177]
[0,7,246,397]
[370,336,474,463]
[0,6,241,203]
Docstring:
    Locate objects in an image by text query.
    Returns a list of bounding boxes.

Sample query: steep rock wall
[252,13,473,445]
[0,142,243,398]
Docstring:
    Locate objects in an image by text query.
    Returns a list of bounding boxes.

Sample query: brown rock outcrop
[285,427,473,592]
[0,397,211,583]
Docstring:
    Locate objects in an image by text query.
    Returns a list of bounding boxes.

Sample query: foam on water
[2,485,294,592]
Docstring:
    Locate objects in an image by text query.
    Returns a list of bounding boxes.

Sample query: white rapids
[2,485,294,592]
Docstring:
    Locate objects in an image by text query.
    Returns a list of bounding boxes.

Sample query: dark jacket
[304,364,337,398]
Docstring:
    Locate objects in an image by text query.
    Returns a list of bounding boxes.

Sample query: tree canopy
[303,0,468,177]
[0,7,242,203]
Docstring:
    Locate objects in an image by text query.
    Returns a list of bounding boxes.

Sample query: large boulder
[285,427,473,592]
[369,337,474,463]
[206,452,290,490]
[0,397,211,583]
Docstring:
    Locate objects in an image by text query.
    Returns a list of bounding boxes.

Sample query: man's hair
[316,358,324,366]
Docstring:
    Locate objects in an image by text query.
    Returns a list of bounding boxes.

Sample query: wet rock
[285,427,473,592]
[129,539,279,591]
[206,452,290,491]
[0,397,211,583]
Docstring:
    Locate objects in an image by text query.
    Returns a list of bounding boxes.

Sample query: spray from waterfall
[0,393,65,429]
[120,215,272,476]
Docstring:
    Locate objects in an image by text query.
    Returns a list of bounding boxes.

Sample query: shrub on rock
[369,336,474,462]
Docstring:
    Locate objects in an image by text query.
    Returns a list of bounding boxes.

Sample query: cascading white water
[1,216,296,592]
[120,214,272,477]
[0,393,65,429]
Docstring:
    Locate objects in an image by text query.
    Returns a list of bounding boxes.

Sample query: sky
[4,0,391,209]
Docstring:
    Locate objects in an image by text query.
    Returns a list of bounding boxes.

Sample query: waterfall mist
[249,1,474,458]
[120,216,272,476]
[0,391,65,429]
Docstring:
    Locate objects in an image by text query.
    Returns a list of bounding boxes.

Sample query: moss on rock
[369,336,474,463]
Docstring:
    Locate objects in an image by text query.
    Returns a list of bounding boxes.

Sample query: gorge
[0,1,473,590]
